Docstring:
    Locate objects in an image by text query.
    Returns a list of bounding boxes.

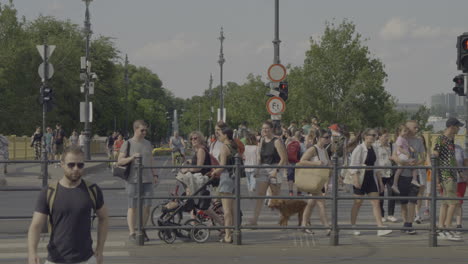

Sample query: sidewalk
[0,153,109,187]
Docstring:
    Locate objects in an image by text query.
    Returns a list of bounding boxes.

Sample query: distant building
[395,103,423,116]
[430,93,462,117]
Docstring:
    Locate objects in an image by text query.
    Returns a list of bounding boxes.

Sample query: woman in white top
[299,129,331,234]
[349,128,392,236]
[373,129,398,223]
[243,133,258,194]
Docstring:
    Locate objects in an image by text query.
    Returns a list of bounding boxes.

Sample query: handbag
[113,141,131,181]
[294,146,330,194]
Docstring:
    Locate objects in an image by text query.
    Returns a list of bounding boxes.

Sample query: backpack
[287,140,301,163]
[46,180,98,232]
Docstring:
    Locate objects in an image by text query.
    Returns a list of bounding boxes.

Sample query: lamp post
[124,54,129,139]
[218,27,225,122]
[209,73,213,134]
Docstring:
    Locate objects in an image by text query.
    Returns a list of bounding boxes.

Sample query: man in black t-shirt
[28,146,109,264]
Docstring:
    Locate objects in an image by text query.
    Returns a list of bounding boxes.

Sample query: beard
[64,170,82,183]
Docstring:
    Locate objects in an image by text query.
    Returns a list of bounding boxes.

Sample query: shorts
[353,172,379,195]
[45,256,96,264]
[126,183,154,208]
[55,144,64,155]
[457,182,467,204]
[256,165,282,185]
[172,148,185,155]
[218,171,235,194]
[287,164,296,182]
[45,144,53,154]
[441,179,458,205]
[398,176,420,205]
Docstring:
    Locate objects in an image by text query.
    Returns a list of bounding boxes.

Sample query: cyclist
[170,131,186,170]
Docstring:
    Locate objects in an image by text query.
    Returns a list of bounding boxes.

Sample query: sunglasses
[191,137,198,140]
[66,162,85,169]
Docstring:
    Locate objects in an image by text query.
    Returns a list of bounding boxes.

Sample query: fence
[1,156,466,247]
[132,155,467,247]
[5,135,107,159]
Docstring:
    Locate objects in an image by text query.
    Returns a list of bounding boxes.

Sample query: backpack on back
[287,140,301,163]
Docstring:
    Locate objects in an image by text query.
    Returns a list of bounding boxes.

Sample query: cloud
[47,0,65,13]
[379,18,410,40]
[379,17,444,40]
[133,33,199,61]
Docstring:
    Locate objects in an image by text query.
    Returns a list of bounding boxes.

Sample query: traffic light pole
[41,42,49,186]
[272,0,282,134]
[83,0,92,160]
[218,28,225,122]
[465,73,468,157]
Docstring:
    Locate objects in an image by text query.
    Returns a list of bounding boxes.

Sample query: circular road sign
[266,96,286,115]
[267,63,287,82]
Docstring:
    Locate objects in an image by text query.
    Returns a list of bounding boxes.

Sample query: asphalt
[1,155,468,264]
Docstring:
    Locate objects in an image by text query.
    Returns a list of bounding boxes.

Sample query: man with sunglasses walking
[28,146,109,264]
[117,120,158,242]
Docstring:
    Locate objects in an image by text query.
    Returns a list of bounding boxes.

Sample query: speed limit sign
[266,96,286,115]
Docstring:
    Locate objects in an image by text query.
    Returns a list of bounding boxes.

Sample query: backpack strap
[83,179,98,212]
[313,145,320,161]
[46,181,59,233]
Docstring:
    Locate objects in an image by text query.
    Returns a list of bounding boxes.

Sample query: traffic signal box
[453,74,465,96]
[279,81,288,101]
[457,33,468,73]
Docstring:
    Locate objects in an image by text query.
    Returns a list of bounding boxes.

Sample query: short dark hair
[61,146,85,162]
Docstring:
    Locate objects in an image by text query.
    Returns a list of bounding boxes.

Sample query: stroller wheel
[159,230,176,244]
[180,219,200,239]
[190,223,210,243]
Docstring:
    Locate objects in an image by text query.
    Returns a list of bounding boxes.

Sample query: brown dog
[268,199,307,226]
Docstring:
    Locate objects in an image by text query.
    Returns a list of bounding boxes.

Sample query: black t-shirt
[35,180,104,263]
[260,138,280,164]
[54,129,66,145]
[191,147,211,175]
[107,135,115,148]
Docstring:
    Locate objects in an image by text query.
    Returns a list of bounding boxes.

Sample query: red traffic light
[279,82,288,89]
[463,38,468,51]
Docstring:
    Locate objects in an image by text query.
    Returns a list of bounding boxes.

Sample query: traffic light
[279,81,288,101]
[453,74,465,96]
[457,33,468,72]
[42,86,52,102]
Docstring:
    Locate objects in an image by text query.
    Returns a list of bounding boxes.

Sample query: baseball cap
[446,117,464,128]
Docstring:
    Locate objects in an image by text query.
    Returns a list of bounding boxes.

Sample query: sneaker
[377,229,392,237]
[382,217,387,223]
[455,225,463,236]
[443,231,463,241]
[387,216,398,223]
[297,191,303,196]
[128,233,136,242]
[351,226,360,236]
[142,230,150,242]
[289,190,294,196]
[391,185,400,194]
[414,215,423,224]
[405,229,417,235]
[411,180,421,187]
[303,228,314,234]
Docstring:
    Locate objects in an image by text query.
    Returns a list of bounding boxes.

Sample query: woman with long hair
[211,127,238,243]
[349,128,392,236]
[299,128,331,234]
[248,121,288,226]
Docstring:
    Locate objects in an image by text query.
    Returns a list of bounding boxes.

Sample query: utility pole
[465,73,468,156]
[209,73,213,134]
[198,100,201,131]
[218,27,225,122]
[82,0,93,160]
[124,54,129,139]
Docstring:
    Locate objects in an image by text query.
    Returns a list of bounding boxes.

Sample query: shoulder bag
[113,141,131,181]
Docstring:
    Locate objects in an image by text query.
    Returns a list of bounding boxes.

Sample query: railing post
[135,156,144,246]
[329,154,339,246]
[429,155,438,247]
[233,154,242,245]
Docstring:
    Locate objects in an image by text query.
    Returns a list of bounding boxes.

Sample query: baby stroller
[153,172,216,244]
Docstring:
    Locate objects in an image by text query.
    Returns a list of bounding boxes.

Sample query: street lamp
[82,0,93,160]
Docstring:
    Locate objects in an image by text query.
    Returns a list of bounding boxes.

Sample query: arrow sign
[38,63,54,80]
[36,45,56,60]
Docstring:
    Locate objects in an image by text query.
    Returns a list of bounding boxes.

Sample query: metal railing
[133,155,467,247]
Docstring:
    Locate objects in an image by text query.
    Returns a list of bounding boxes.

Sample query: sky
[5,0,468,105]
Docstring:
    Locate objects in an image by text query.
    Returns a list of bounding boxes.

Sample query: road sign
[38,63,54,79]
[266,96,286,115]
[267,63,287,82]
[80,102,93,123]
[36,45,55,60]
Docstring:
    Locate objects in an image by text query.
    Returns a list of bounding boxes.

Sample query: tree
[285,20,404,131]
